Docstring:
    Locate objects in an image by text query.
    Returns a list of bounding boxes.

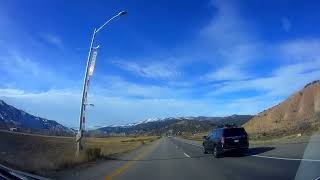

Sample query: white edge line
[251,155,320,162]
[184,152,191,158]
[314,176,320,180]
[175,138,320,162]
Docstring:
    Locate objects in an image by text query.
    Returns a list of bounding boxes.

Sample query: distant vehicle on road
[9,127,18,132]
[202,127,249,158]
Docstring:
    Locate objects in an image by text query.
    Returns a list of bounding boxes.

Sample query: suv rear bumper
[222,146,248,152]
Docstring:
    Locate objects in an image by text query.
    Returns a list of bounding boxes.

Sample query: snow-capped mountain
[105,117,165,128]
[0,99,72,135]
[89,115,254,136]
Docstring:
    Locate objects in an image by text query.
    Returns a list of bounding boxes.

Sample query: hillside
[0,99,72,136]
[244,80,320,136]
[90,115,253,136]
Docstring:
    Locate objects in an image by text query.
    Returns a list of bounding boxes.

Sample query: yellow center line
[105,139,161,180]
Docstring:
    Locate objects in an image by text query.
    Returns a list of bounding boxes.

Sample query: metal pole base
[75,141,83,158]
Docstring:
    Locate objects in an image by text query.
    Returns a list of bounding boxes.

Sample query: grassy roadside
[248,125,320,145]
[180,132,208,142]
[248,133,318,145]
[0,130,160,176]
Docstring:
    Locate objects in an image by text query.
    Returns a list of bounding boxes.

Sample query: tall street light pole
[76,11,127,157]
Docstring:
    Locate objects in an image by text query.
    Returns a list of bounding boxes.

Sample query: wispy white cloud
[0,50,76,90]
[0,52,42,77]
[225,96,282,115]
[112,60,179,79]
[203,38,320,83]
[0,51,58,87]
[0,88,25,96]
[198,0,260,82]
[279,38,320,62]
[41,33,63,49]
[202,65,250,81]
[199,0,318,91]
[0,88,81,127]
[208,67,320,99]
[200,0,256,48]
[93,75,188,99]
[0,87,218,127]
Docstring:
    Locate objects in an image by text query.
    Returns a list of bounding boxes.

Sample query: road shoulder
[53,139,160,180]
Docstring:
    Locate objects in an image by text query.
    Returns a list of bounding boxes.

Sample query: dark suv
[202,127,249,158]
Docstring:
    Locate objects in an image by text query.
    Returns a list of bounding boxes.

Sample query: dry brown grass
[180,132,209,141]
[0,130,159,176]
[248,133,314,145]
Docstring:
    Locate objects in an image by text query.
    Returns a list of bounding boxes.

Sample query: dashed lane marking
[184,152,191,158]
[174,138,320,162]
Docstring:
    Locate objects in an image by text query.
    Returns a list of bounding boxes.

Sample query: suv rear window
[223,128,247,137]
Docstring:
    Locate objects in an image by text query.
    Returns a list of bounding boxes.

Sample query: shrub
[85,147,101,161]
[140,140,145,145]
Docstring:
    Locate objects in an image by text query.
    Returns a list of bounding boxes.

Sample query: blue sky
[1,0,320,128]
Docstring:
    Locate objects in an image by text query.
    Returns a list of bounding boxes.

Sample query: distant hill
[89,115,253,136]
[244,80,320,136]
[0,99,72,136]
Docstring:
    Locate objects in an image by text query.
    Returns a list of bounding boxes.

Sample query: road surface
[56,137,320,180]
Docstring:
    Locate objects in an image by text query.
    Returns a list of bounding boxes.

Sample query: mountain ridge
[89,115,254,136]
[0,99,72,136]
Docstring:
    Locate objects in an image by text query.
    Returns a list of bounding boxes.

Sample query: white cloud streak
[212,68,319,97]
[279,38,320,62]
[0,88,218,127]
[112,60,179,79]
[201,0,256,48]
[0,52,43,77]
[199,0,260,82]
[41,33,63,49]
[93,75,189,99]
[203,65,250,81]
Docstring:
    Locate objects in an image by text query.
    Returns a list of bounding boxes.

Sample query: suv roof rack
[217,123,238,128]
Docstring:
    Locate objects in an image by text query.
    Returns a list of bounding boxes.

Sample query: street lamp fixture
[118,11,127,16]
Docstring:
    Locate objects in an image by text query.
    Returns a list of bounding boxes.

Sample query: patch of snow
[126,122,139,126]
[184,117,194,120]
[143,117,161,123]
[104,117,164,128]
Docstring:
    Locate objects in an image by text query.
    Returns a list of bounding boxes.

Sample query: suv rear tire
[213,146,221,158]
[203,148,208,154]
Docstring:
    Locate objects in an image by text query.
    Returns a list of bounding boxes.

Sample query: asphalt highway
[56,137,320,180]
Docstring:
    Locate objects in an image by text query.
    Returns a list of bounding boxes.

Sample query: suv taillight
[221,137,225,144]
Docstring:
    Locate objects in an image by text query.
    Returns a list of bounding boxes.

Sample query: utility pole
[76,11,127,157]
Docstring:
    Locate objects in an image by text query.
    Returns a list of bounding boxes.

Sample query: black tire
[213,146,220,158]
[203,147,208,154]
